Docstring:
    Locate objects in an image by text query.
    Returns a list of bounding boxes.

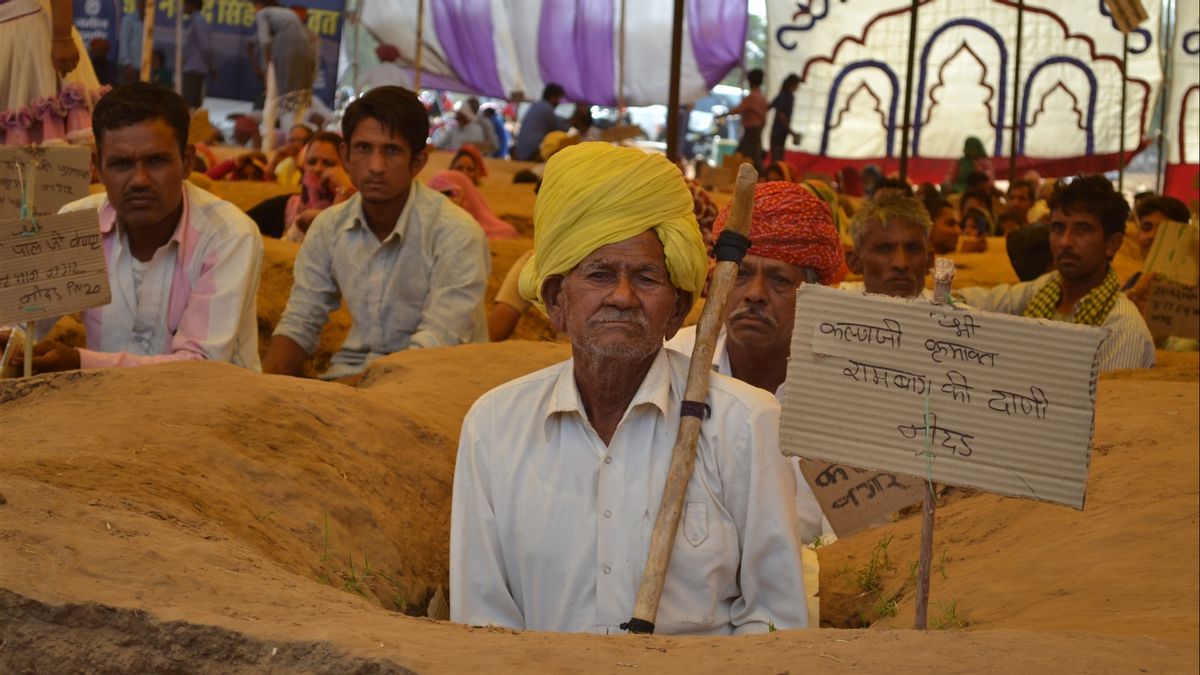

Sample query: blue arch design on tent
[821,60,901,157]
[912,19,1008,159]
[1019,56,1098,156]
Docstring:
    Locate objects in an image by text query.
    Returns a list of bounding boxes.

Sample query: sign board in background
[0,147,92,220]
[798,459,921,538]
[1145,280,1200,340]
[74,0,344,107]
[0,212,112,325]
[780,286,1105,510]
[1143,220,1200,286]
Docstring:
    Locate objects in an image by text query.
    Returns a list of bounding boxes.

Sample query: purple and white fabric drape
[359,0,748,106]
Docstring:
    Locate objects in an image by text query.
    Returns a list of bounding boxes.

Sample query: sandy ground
[1,346,1196,672]
[5,152,1195,672]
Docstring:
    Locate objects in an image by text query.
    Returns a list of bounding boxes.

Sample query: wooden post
[414,0,425,91]
[664,0,685,162]
[1119,32,1129,192]
[898,0,919,181]
[1155,0,1173,194]
[617,0,627,110]
[174,0,183,95]
[352,0,364,91]
[139,0,156,82]
[914,480,936,629]
[626,163,759,633]
[1007,0,1024,183]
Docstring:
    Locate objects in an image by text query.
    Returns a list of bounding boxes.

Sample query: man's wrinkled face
[724,253,804,352]
[1050,207,1120,282]
[1137,210,1168,258]
[545,231,691,362]
[344,118,427,205]
[853,220,929,297]
[97,118,192,233]
[929,206,961,255]
[1007,185,1033,216]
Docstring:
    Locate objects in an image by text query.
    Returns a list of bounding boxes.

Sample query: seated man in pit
[957,175,1155,372]
[840,189,934,299]
[450,144,808,634]
[664,181,847,622]
[264,86,490,380]
[12,83,263,373]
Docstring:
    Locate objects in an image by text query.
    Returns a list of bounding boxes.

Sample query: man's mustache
[729,304,778,328]
[589,309,648,328]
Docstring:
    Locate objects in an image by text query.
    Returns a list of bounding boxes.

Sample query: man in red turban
[665,180,844,623]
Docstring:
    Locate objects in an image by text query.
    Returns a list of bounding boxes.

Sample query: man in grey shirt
[264,86,490,380]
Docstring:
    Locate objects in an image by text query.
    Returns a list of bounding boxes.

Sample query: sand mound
[1,344,1196,672]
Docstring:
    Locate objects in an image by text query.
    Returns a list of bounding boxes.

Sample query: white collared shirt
[51,183,263,370]
[450,348,808,635]
[273,182,490,378]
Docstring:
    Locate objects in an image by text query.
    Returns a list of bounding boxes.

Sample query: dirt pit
[1,345,1197,673]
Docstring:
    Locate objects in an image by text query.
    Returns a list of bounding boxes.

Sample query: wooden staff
[625,162,758,634]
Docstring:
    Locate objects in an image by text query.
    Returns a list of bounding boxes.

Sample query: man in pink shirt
[726,69,768,171]
[14,83,263,373]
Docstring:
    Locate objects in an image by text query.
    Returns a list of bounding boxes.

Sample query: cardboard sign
[0,211,111,325]
[798,458,921,538]
[1143,220,1200,286]
[779,285,1105,510]
[1145,279,1200,340]
[0,146,92,220]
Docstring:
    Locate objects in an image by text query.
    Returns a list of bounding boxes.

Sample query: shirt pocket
[683,501,708,547]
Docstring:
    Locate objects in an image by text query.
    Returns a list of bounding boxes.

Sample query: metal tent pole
[898,0,919,181]
[1008,0,1024,182]
[665,0,685,161]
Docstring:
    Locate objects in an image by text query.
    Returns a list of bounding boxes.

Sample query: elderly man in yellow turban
[450,143,809,635]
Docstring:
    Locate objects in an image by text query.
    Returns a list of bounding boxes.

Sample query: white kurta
[451,348,808,634]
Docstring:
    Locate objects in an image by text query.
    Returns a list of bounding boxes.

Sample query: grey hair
[849,188,932,250]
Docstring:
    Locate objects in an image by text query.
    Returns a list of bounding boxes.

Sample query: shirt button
[604,510,612,518]
[603,565,612,575]
[604,456,613,465]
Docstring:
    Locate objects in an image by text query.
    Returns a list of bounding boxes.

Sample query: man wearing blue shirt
[513,83,571,161]
[117,4,145,84]
[180,0,215,109]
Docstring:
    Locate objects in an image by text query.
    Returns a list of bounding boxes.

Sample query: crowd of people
[1,26,1196,637]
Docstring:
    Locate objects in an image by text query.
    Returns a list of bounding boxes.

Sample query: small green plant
[931,599,967,629]
[767,619,777,632]
[873,594,899,618]
[810,535,827,550]
[853,535,896,595]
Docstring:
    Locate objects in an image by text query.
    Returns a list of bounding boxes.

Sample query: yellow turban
[519,143,708,313]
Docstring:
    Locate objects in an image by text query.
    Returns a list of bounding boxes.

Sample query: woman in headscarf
[762,160,798,183]
[281,131,354,242]
[449,143,488,186]
[427,169,518,240]
[949,136,990,193]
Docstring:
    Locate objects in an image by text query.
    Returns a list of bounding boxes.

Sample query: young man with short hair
[958,175,1155,371]
[264,86,489,380]
[16,82,263,373]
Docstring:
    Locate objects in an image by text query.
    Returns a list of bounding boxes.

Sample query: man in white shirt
[664,181,846,623]
[264,86,489,380]
[451,143,808,635]
[15,83,262,373]
[955,175,1155,372]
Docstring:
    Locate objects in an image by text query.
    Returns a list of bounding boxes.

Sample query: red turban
[712,181,847,285]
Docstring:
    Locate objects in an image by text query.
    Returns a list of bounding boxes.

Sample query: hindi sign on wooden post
[0,211,111,325]
[780,285,1106,510]
[0,146,92,219]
